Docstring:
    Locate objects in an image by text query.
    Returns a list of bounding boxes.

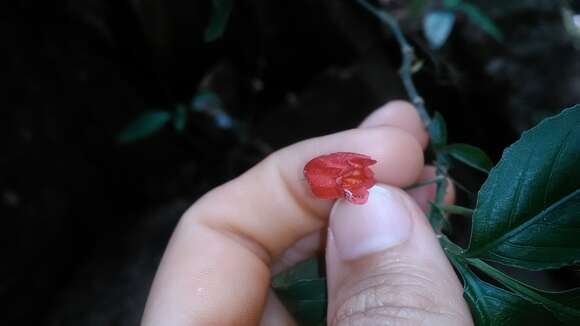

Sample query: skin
[141,100,471,325]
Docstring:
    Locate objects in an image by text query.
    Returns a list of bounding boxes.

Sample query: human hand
[141,101,473,325]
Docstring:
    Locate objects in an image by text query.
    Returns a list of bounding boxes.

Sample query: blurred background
[1,0,579,324]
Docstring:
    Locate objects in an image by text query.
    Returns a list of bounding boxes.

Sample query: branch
[355,0,431,126]
[356,0,450,232]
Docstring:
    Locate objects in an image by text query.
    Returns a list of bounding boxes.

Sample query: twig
[355,0,431,126]
[404,176,445,190]
[438,204,474,217]
[356,0,449,233]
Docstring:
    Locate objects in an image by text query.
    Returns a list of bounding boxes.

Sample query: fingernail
[329,185,412,260]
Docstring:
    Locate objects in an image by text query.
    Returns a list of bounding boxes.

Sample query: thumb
[325,185,473,325]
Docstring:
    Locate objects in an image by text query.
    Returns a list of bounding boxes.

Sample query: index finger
[142,126,424,325]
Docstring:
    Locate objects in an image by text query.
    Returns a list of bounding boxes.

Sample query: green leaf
[443,0,462,9]
[444,143,493,173]
[117,111,171,144]
[468,258,580,323]
[467,105,580,270]
[173,105,187,133]
[205,0,233,42]
[273,257,327,325]
[537,287,580,324]
[458,2,503,41]
[460,263,559,325]
[192,91,223,112]
[423,10,456,49]
[442,239,561,325]
[428,111,448,147]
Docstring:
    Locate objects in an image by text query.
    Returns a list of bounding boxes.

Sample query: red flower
[303,152,377,204]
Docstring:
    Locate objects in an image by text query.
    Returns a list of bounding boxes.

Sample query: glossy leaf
[117,111,171,144]
[468,258,580,323]
[444,143,493,173]
[467,105,580,270]
[423,10,456,49]
[537,287,580,324]
[460,263,559,325]
[428,111,448,148]
[205,0,233,42]
[459,3,503,41]
[273,257,326,325]
[173,105,187,133]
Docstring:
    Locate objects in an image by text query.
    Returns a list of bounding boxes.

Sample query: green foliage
[344,3,578,325]
[458,2,503,41]
[117,111,171,143]
[117,91,236,145]
[418,0,503,44]
[467,258,580,323]
[272,257,326,325]
[277,106,580,325]
[455,259,559,325]
[205,0,233,42]
[423,10,456,49]
[192,90,223,111]
[428,111,448,148]
[443,0,462,8]
[173,105,188,133]
[444,143,493,173]
[466,106,580,270]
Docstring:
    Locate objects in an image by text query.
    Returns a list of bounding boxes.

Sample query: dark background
[1,1,578,324]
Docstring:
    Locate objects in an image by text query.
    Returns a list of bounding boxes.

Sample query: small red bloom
[303,152,377,204]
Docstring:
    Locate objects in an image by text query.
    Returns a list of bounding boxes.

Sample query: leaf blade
[117,111,171,144]
[173,105,187,133]
[205,0,233,42]
[428,111,448,148]
[273,257,327,325]
[444,143,493,173]
[467,105,580,270]
[458,2,503,41]
[462,267,559,325]
[468,258,580,323]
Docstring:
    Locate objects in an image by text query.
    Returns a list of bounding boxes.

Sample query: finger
[326,185,472,325]
[407,166,456,212]
[259,290,296,326]
[360,100,429,149]
[142,126,424,325]
[270,100,431,274]
[270,230,325,275]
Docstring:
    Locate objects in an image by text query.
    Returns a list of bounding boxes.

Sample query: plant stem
[404,176,445,190]
[355,0,431,126]
[439,204,474,216]
[356,0,448,233]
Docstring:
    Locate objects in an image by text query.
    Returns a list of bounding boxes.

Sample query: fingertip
[360,100,429,149]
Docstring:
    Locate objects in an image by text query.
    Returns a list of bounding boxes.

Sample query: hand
[141,101,473,325]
